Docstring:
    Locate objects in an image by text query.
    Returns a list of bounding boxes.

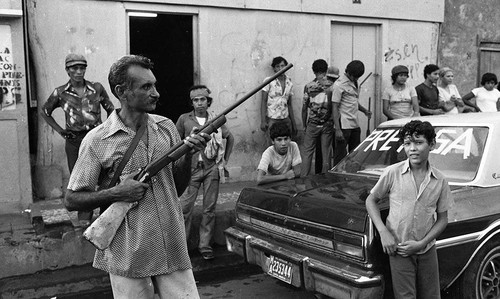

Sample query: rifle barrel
[219,63,294,116]
[136,63,294,182]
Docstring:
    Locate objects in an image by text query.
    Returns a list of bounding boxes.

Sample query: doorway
[129,13,194,122]
[331,22,380,139]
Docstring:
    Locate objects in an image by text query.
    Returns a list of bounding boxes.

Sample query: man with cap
[327,66,340,83]
[301,59,335,176]
[382,65,420,120]
[331,60,372,165]
[41,53,114,222]
[176,85,234,260]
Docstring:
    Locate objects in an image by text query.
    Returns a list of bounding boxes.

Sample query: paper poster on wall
[0,25,23,111]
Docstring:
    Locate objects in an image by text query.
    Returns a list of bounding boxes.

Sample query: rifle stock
[83,64,294,250]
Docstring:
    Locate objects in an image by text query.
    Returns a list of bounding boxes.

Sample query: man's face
[192,96,208,115]
[427,70,440,84]
[66,65,86,83]
[122,65,159,113]
[272,136,291,155]
[403,134,434,166]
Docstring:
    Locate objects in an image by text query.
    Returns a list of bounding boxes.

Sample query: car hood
[237,173,382,233]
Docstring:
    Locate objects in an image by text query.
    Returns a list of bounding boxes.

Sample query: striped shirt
[67,111,192,277]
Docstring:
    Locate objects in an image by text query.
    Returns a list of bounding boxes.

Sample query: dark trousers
[333,127,361,165]
[65,131,93,222]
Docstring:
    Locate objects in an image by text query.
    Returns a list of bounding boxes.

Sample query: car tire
[459,238,500,299]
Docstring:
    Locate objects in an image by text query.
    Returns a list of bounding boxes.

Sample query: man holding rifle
[64,55,209,299]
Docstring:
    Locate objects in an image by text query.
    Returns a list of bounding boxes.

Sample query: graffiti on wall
[384,43,428,80]
[0,25,23,111]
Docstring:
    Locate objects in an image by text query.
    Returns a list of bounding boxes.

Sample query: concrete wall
[439,0,500,96]
[28,0,126,196]
[382,20,440,92]
[29,0,443,192]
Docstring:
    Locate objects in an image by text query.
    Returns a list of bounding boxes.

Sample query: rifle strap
[107,119,148,189]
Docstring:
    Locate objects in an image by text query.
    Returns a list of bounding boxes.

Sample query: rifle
[366,97,372,136]
[83,63,294,250]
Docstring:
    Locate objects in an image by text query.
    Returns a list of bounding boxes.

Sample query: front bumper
[225,227,384,299]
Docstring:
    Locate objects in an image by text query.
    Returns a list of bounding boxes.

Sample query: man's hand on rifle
[184,127,211,154]
[113,170,150,203]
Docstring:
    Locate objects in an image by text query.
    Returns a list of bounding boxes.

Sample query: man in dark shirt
[415,64,445,116]
[41,54,115,221]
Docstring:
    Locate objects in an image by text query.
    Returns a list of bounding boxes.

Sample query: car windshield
[332,126,488,183]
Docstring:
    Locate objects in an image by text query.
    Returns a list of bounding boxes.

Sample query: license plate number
[267,255,292,284]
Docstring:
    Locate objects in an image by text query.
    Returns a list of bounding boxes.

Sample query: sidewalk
[0,180,254,299]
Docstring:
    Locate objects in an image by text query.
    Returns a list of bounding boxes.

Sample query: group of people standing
[383,63,500,121]
[258,57,371,182]
[41,51,498,298]
[257,58,500,184]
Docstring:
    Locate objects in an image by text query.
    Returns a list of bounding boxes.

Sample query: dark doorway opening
[129,13,194,122]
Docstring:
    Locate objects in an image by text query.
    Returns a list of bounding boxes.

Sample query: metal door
[331,22,380,139]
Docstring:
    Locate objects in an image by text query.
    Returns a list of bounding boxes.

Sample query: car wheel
[460,239,500,299]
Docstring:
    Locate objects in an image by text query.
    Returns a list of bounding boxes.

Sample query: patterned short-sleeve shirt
[261,75,294,120]
[42,80,115,131]
[303,77,333,125]
[67,111,192,277]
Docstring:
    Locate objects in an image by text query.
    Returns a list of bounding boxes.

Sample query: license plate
[267,255,293,284]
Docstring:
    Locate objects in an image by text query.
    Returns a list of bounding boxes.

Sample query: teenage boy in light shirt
[256,122,301,185]
[332,60,372,164]
[366,120,452,299]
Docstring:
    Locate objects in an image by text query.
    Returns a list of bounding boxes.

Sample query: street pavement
[0,180,254,299]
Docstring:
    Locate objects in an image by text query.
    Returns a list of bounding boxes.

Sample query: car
[225,113,500,298]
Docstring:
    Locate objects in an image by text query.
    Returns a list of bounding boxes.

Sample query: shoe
[200,251,215,260]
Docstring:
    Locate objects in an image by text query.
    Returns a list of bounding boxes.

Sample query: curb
[0,181,254,298]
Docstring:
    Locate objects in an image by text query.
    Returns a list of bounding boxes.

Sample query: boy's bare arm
[256,169,295,185]
[292,164,301,178]
[365,193,398,256]
[397,211,448,257]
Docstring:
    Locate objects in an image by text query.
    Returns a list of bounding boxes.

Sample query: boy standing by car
[256,122,301,185]
[365,120,452,299]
